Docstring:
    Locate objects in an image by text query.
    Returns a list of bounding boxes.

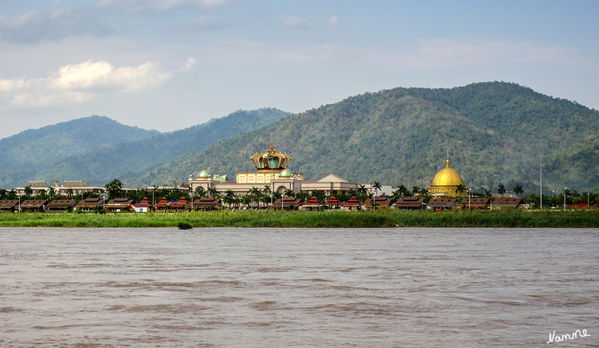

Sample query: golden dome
[432,160,464,187]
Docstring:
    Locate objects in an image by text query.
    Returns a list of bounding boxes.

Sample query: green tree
[195,186,207,198]
[283,188,295,198]
[250,187,263,208]
[296,190,309,202]
[513,184,524,195]
[412,186,420,196]
[397,185,410,197]
[372,181,382,210]
[208,187,219,199]
[223,190,236,208]
[24,186,33,196]
[497,183,506,196]
[241,194,252,209]
[456,184,466,196]
[105,179,123,200]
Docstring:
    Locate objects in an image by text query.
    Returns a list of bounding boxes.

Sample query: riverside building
[188,145,367,196]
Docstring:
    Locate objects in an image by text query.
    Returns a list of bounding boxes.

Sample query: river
[1,227,597,347]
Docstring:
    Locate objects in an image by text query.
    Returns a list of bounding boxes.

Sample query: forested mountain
[34,108,289,185]
[0,108,289,187]
[0,116,158,188]
[125,82,599,192]
[0,115,158,171]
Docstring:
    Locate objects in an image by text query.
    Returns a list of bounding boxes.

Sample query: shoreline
[0,210,598,228]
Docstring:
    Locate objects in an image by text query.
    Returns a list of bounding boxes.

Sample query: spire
[446,159,450,168]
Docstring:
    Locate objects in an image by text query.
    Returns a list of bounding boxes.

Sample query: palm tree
[223,190,235,209]
[195,186,207,198]
[372,181,382,210]
[357,185,368,203]
[208,187,219,199]
[241,194,252,209]
[397,184,410,197]
[497,183,506,196]
[456,184,466,196]
[250,187,262,209]
[283,188,295,198]
[513,184,524,196]
[412,185,420,196]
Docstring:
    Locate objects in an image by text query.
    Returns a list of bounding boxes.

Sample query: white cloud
[0,8,114,43]
[96,0,231,12]
[178,57,197,72]
[0,60,171,107]
[328,15,339,25]
[278,15,316,29]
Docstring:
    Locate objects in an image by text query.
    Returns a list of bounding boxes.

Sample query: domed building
[188,144,367,198]
[429,159,465,197]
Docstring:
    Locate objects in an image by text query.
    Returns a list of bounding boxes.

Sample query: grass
[0,209,598,228]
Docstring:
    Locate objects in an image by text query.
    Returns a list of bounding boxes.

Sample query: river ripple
[1,227,598,347]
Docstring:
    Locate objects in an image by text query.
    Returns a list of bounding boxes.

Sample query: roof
[364,197,392,208]
[133,197,151,208]
[47,200,77,209]
[0,199,19,209]
[394,197,424,208]
[492,197,523,207]
[459,197,490,208]
[0,200,19,209]
[20,200,47,209]
[327,196,340,205]
[192,198,221,207]
[106,198,133,208]
[301,196,321,206]
[428,198,457,208]
[170,197,189,208]
[272,197,302,208]
[74,197,103,208]
[316,173,348,183]
[154,197,170,208]
[340,196,361,207]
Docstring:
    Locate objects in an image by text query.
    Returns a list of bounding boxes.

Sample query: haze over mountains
[1,82,597,192]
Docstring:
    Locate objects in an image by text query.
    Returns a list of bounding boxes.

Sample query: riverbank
[0,210,598,228]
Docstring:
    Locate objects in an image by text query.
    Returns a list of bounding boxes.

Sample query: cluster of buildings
[1,144,529,213]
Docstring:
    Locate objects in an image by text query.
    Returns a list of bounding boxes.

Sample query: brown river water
[1,227,598,347]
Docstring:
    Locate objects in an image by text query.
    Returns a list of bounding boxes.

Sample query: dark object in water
[178,222,192,230]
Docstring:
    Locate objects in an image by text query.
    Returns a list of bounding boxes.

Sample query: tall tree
[497,183,506,196]
[513,184,524,195]
[372,181,382,210]
[105,179,123,200]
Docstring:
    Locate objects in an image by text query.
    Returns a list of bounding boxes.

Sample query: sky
[0,0,598,138]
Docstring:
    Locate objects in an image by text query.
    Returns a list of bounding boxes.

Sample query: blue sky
[0,0,597,138]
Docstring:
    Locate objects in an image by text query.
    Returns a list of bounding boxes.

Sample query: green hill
[26,108,290,186]
[0,115,158,171]
[125,82,599,193]
[0,115,158,187]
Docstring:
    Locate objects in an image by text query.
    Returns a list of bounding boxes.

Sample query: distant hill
[126,82,599,192]
[0,115,158,171]
[0,115,158,187]
[11,108,289,187]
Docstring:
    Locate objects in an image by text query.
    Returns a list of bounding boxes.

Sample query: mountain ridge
[124,82,599,192]
[0,108,290,187]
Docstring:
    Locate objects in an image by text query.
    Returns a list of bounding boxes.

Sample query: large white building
[189,145,368,196]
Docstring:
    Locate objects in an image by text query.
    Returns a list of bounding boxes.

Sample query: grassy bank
[0,209,598,228]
